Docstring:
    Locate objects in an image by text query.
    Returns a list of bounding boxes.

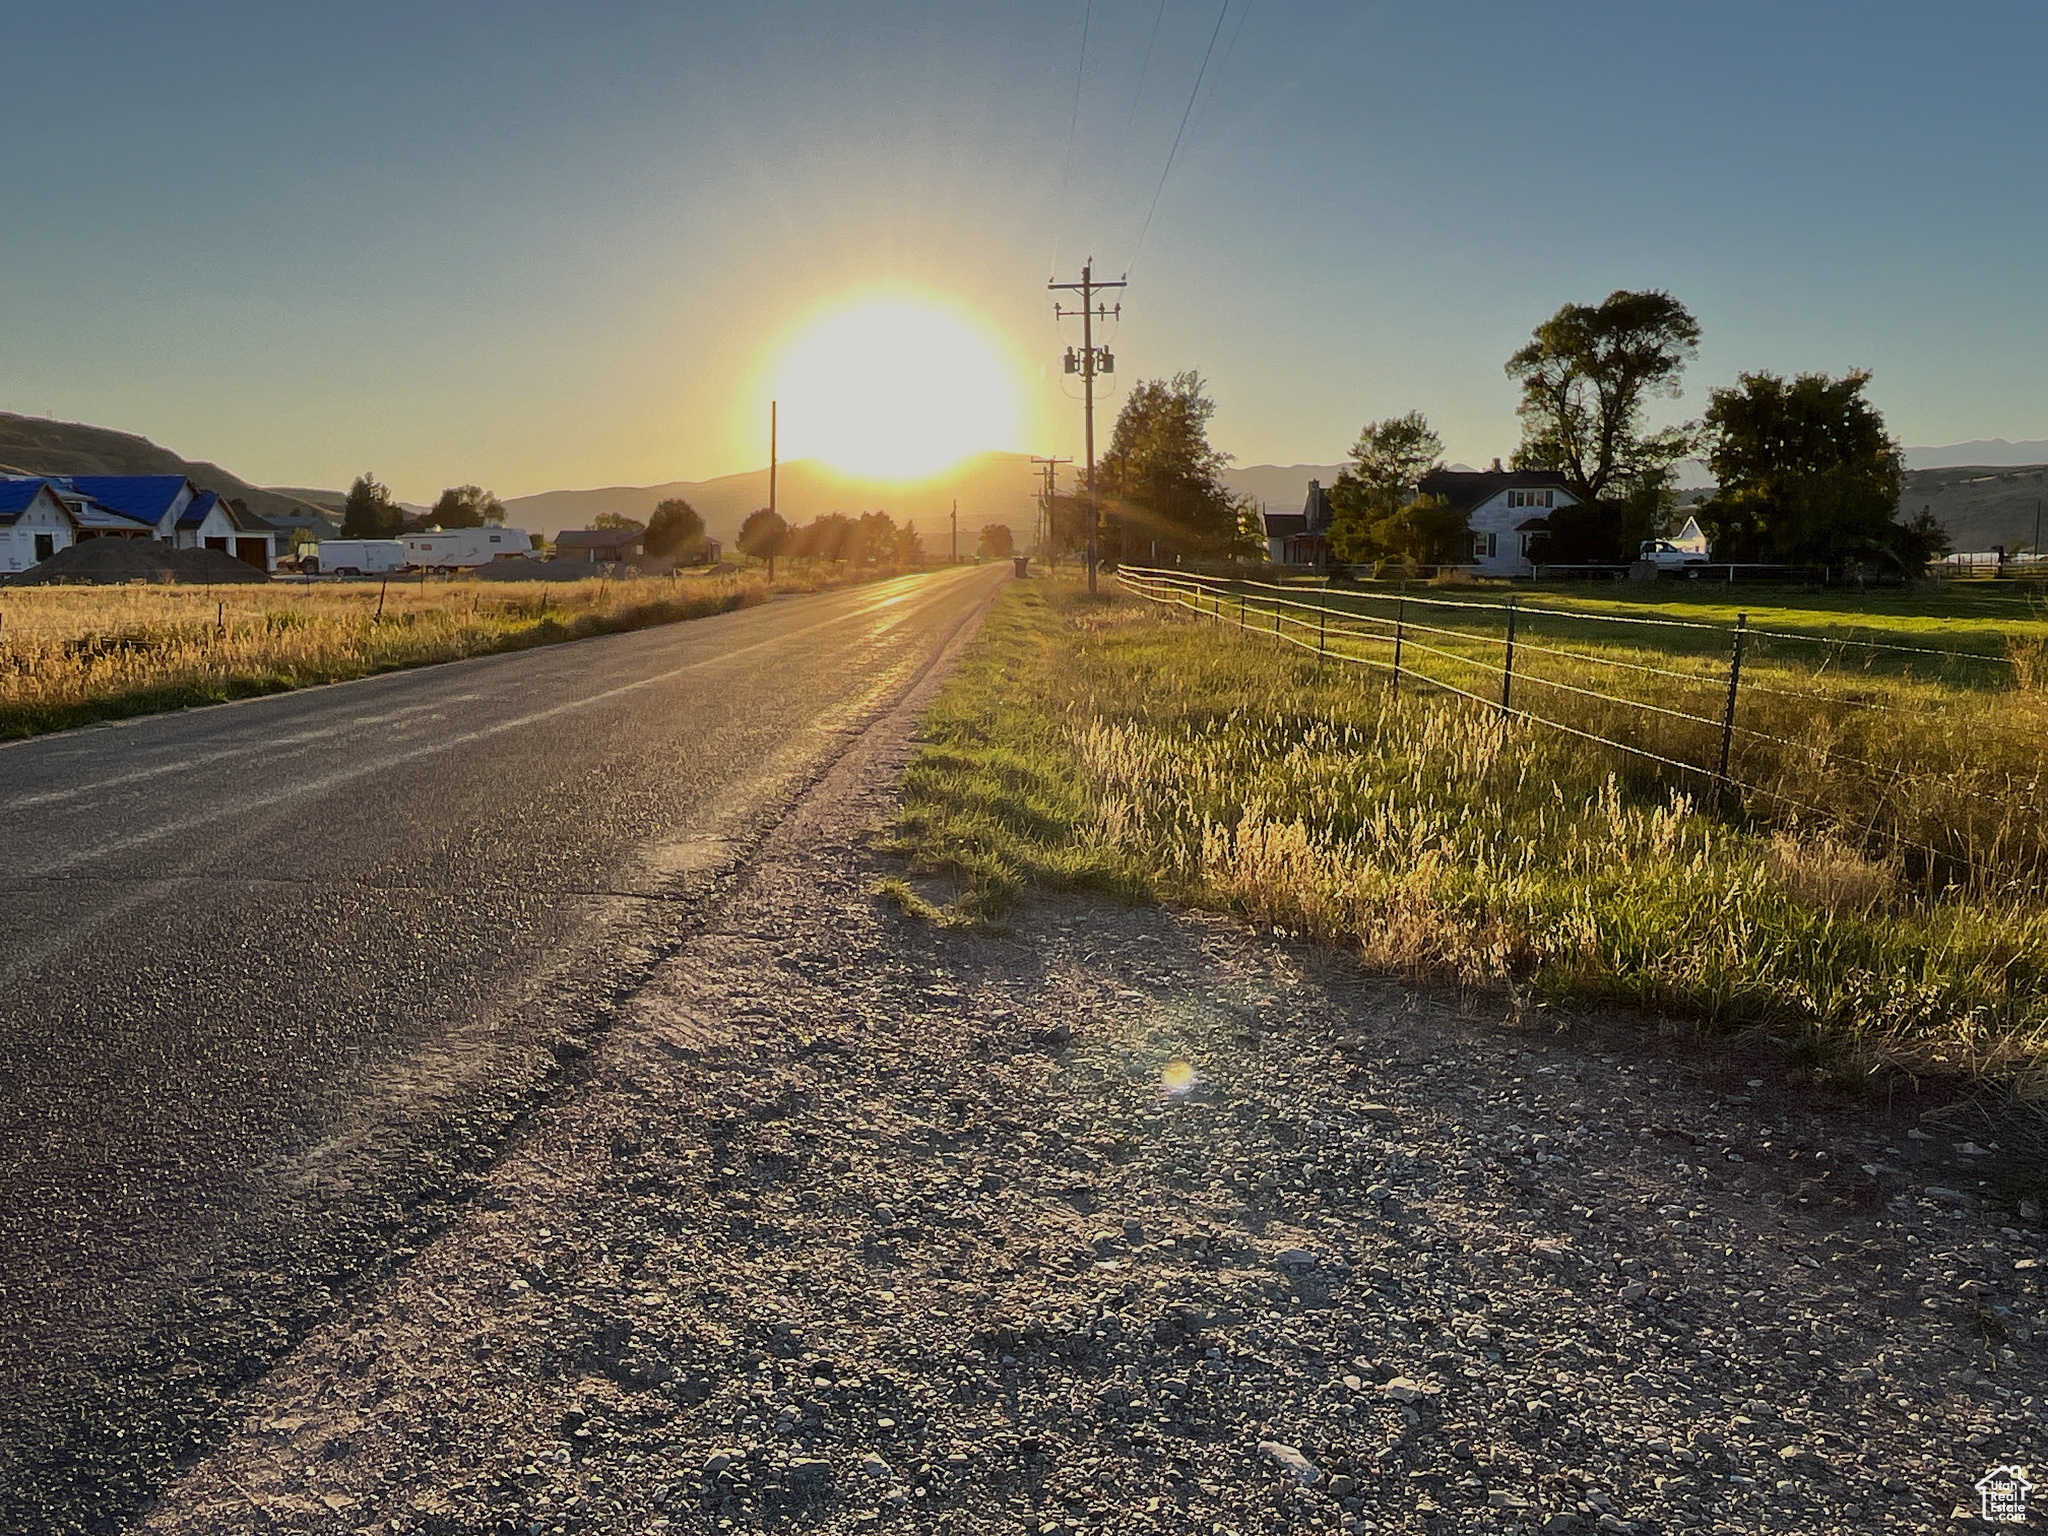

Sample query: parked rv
[402,527,534,569]
[308,539,407,577]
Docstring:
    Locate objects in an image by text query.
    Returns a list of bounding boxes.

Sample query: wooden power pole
[1031,456,1071,565]
[1049,260,1125,594]
[769,400,778,524]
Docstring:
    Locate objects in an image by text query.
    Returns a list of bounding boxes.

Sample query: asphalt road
[0,563,1003,1534]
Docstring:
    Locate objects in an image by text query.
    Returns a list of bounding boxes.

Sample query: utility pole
[1049,259,1125,594]
[769,401,778,524]
[1030,455,1071,565]
[950,499,958,565]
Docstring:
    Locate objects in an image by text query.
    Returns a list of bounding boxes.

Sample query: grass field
[1149,572,2048,895]
[0,569,803,739]
[890,576,2048,1097]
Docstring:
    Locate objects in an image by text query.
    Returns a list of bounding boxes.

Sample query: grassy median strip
[0,568,906,740]
[893,577,2048,1094]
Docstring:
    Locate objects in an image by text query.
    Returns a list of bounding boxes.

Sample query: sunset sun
[771,297,1019,481]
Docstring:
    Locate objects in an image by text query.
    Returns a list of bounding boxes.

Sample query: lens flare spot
[1161,1060,1198,1097]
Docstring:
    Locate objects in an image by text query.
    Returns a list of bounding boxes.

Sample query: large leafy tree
[737,507,788,575]
[340,472,403,539]
[1327,411,1444,563]
[1373,494,1470,566]
[853,510,899,563]
[1701,369,1912,566]
[645,497,706,559]
[1507,290,1700,503]
[977,523,1015,559]
[1101,371,1260,561]
[429,484,504,529]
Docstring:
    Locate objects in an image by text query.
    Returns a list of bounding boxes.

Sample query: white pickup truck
[1639,538,1710,574]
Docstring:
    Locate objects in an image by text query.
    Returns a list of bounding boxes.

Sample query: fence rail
[1114,565,2039,877]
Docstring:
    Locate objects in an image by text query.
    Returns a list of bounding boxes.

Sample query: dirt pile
[4,539,268,586]
[476,556,614,582]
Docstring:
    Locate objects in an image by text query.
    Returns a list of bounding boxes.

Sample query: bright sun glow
[771,298,1018,481]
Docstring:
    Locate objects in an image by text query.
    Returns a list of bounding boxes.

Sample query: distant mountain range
[491,454,1046,547]
[1904,439,2048,469]
[0,412,2041,553]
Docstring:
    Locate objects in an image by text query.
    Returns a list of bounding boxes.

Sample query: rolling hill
[0,414,332,525]
[1898,464,2048,554]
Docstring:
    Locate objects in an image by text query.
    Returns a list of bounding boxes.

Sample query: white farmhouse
[0,480,81,574]
[1262,481,1335,570]
[1420,467,1582,578]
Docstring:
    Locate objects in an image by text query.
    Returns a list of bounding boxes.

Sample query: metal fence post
[1238,590,1246,630]
[1500,596,1519,723]
[1273,595,1282,637]
[1716,613,1748,811]
[1317,590,1328,658]
[1391,598,1405,697]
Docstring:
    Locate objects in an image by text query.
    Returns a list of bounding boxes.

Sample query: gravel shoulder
[140,666,2047,1534]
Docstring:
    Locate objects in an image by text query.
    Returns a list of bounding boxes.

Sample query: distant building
[0,474,278,572]
[555,527,647,563]
[1419,467,1582,577]
[1262,480,1335,569]
[1665,508,1711,554]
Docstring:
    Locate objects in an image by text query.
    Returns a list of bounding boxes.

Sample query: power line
[1050,0,1094,281]
[1127,0,1232,276]
[1062,0,1092,185]
[1187,0,1255,146]
[1125,0,1169,134]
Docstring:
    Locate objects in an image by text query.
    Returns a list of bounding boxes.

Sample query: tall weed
[899,580,2048,1095]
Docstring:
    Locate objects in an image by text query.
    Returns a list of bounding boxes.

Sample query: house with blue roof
[0,480,81,574]
[0,474,278,573]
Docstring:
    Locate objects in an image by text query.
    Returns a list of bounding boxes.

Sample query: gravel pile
[143,725,2046,1534]
[4,538,268,585]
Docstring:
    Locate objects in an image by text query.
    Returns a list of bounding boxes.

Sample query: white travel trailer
[401,527,534,569]
[310,539,408,576]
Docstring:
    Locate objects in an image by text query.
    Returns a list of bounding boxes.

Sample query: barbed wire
[1176,571,2019,669]
[1116,569,2037,870]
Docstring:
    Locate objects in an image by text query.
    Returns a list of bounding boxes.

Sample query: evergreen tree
[340,473,402,539]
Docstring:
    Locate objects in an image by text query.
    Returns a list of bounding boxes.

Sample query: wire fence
[1114,566,2047,887]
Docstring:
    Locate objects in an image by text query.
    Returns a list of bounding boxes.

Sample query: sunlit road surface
[0,564,1003,1530]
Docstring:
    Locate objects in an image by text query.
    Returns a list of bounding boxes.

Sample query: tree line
[734,507,925,577]
[340,477,711,559]
[339,475,508,539]
[1328,290,1949,572]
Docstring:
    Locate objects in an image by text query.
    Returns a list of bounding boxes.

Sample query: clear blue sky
[4,1,2043,499]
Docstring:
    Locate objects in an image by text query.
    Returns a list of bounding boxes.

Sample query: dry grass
[0,571,773,738]
[1163,577,2048,895]
[894,578,2048,1098]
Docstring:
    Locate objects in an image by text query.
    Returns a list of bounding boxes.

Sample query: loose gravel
[142,700,2047,1535]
